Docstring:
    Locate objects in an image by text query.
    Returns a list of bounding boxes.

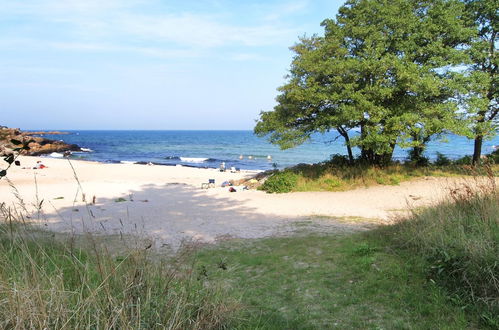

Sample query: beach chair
[201,179,216,189]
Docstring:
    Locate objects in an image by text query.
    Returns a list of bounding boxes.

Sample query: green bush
[453,155,473,165]
[488,149,499,163]
[328,154,351,166]
[260,171,299,193]
[408,149,430,166]
[434,152,452,166]
[323,177,342,188]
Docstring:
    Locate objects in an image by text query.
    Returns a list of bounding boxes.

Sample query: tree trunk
[345,139,354,164]
[360,123,370,162]
[376,142,396,166]
[411,146,424,161]
[337,127,354,164]
[472,134,483,165]
[472,111,487,165]
[410,135,430,165]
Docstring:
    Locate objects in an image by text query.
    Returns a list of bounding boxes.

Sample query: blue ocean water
[34,130,499,171]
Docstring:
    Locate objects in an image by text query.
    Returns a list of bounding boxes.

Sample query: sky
[0,0,343,130]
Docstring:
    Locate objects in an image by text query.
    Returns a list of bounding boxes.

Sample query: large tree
[463,0,497,164]
[255,0,471,165]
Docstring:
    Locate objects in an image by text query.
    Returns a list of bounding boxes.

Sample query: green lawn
[194,231,476,329]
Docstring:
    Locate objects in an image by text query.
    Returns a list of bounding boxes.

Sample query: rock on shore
[0,126,81,156]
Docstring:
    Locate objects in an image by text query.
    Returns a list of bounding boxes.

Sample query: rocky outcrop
[0,127,81,156]
[24,131,71,135]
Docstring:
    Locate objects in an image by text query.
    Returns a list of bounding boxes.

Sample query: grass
[259,160,499,193]
[0,220,238,329]
[3,219,492,330]
[194,232,474,329]
[388,176,499,326]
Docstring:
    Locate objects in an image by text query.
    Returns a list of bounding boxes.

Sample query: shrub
[434,152,452,166]
[323,177,342,188]
[454,155,473,165]
[328,154,351,166]
[408,149,430,166]
[488,149,499,163]
[260,171,299,193]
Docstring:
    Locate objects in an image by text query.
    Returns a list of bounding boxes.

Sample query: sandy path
[0,156,487,249]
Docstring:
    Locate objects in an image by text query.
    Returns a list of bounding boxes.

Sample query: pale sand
[0,156,488,249]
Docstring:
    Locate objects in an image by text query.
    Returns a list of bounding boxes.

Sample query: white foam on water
[120,160,137,164]
[180,157,208,163]
[49,152,64,158]
[80,148,93,152]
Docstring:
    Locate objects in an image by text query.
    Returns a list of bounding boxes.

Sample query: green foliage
[489,149,499,163]
[329,153,351,166]
[461,0,498,163]
[434,152,452,166]
[255,0,472,165]
[408,148,430,166]
[259,171,299,193]
[454,155,473,165]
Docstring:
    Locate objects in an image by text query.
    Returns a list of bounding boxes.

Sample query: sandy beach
[0,156,484,249]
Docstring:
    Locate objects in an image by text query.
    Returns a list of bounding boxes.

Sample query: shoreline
[41,152,268,172]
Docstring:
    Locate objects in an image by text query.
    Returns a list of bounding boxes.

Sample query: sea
[32,130,499,171]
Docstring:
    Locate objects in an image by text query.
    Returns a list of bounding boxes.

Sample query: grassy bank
[0,222,237,329]
[389,178,499,326]
[259,153,499,193]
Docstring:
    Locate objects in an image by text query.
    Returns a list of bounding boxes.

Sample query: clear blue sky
[0,0,343,130]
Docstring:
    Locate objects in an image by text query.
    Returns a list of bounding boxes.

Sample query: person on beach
[34,161,46,169]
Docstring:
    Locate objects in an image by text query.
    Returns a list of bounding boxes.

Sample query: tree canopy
[462,0,497,163]
[255,0,487,165]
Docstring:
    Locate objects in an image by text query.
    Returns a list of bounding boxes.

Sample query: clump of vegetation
[454,155,474,165]
[257,152,499,193]
[0,215,238,328]
[259,170,299,193]
[434,152,452,166]
[489,149,499,163]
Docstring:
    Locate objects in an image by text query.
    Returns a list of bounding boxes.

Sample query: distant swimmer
[267,155,272,160]
[239,155,243,160]
[248,155,253,160]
